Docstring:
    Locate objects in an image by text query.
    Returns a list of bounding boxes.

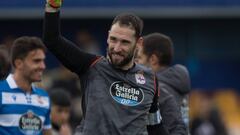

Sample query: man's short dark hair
[11,36,46,68]
[143,33,173,66]
[112,13,143,38]
[49,89,71,107]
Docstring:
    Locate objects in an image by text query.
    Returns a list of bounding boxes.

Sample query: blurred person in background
[0,36,52,135]
[135,32,187,135]
[135,33,191,128]
[0,45,11,80]
[43,64,81,98]
[41,64,83,130]
[190,92,228,135]
[49,89,72,135]
[1,35,16,53]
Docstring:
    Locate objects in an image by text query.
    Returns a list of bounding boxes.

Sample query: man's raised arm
[43,0,99,74]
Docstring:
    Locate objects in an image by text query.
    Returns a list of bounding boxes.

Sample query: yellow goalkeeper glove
[47,0,62,9]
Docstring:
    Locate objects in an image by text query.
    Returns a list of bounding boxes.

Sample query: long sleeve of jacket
[159,89,187,135]
[43,11,99,74]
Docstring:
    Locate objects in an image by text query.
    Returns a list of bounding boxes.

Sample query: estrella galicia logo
[110,81,144,106]
[19,110,43,135]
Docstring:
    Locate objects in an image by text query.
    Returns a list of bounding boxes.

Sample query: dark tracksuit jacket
[43,12,162,135]
[157,64,191,134]
[159,88,187,135]
[157,64,190,107]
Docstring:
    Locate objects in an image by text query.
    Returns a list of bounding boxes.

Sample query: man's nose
[40,62,46,70]
[113,42,122,52]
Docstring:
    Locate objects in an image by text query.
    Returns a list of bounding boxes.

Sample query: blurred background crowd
[0,0,240,135]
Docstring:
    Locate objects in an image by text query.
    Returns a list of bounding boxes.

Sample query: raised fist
[47,0,62,9]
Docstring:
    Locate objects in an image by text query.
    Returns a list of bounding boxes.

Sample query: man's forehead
[109,23,136,38]
[26,49,45,59]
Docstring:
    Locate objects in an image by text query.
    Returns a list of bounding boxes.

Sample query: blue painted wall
[1,0,240,8]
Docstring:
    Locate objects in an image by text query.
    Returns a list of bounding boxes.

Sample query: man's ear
[14,59,23,69]
[107,31,110,44]
[149,54,159,66]
[136,37,143,49]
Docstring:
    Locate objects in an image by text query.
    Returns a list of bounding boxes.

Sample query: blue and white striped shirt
[0,74,51,135]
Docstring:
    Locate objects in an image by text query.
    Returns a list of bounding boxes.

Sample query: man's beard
[107,47,135,69]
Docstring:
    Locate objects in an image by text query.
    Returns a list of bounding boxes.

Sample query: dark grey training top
[156,64,191,106]
[157,64,191,133]
[43,12,158,135]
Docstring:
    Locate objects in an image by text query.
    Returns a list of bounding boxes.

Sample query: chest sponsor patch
[110,81,144,106]
[19,110,43,135]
